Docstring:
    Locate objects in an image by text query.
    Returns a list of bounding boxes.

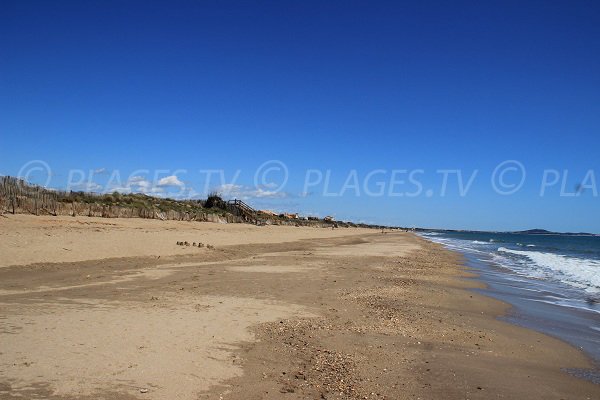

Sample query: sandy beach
[1,215,599,399]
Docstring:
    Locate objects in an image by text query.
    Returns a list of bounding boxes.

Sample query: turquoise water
[419,231,600,379]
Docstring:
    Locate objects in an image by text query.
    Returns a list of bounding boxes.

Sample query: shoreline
[211,234,600,399]
[468,253,600,382]
[418,231,600,378]
[1,216,598,398]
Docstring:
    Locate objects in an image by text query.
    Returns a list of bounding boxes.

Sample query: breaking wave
[497,247,600,293]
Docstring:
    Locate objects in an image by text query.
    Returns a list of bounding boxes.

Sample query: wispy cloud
[157,175,185,187]
[213,184,289,200]
[129,176,151,189]
[71,182,103,192]
[108,176,165,195]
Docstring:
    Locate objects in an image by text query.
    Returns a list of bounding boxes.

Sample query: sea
[418,230,600,382]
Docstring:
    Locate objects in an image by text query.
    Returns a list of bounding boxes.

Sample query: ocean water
[418,231,600,377]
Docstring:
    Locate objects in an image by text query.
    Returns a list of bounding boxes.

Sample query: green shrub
[205,192,226,209]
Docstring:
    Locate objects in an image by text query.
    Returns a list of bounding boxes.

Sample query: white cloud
[217,183,242,194]
[114,175,185,197]
[251,188,287,198]
[72,182,103,192]
[130,177,151,189]
[213,184,289,200]
[128,175,146,183]
[157,175,185,187]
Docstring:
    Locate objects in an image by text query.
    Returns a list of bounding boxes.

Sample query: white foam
[528,298,600,314]
[418,235,489,256]
[497,247,600,293]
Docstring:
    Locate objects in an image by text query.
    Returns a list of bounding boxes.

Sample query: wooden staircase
[226,199,258,223]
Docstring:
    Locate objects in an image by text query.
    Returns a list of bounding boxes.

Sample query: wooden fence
[0,176,358,228]
[0,176,242,223]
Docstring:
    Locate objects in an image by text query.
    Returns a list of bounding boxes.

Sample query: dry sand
[2,296,308,400]
[1,215,599,399]
[0,214,368,267]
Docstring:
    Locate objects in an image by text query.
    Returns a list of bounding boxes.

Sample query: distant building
[324,216,334,222]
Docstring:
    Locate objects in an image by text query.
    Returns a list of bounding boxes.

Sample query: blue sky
[1,1,599,232]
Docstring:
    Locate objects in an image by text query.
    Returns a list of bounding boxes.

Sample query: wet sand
[1,215,599,399]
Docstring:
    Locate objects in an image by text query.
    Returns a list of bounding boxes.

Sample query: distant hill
[416,227,598,236]
[513,229,597,236]
[515,229,552,235]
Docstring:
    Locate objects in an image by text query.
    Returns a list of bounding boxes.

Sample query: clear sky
[1,1,599,232]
